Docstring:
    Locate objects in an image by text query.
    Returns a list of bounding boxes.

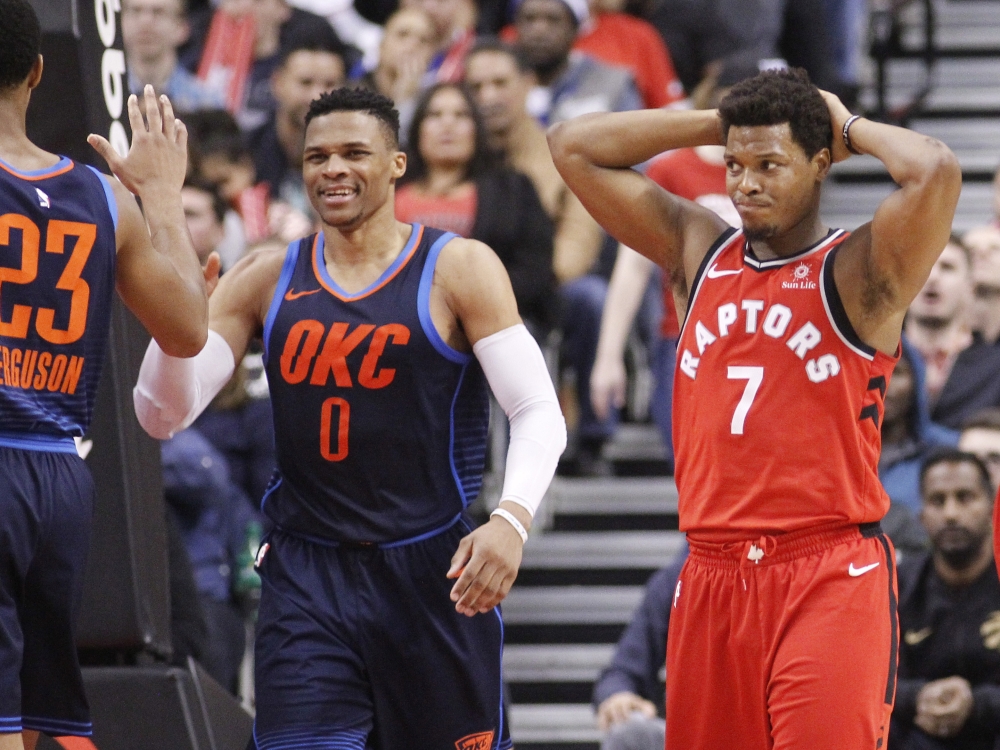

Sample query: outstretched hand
[88,85,188,197]
[447,513,526,616]
[819,89,854,163]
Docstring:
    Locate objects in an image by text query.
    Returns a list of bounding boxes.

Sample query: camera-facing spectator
[182,178,228,265]
[960,408,1000,493]
[122,0,225,111]
[891,449,1000,750]
[355,7,436,146]
[396,83,557,332]
[906,237,1000,430]
[404,0,477,81]
[965,224,1000,346]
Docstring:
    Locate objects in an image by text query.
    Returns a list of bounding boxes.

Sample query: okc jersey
[0,158,117,447]
[673,227,898,540]
[262,225,490,543]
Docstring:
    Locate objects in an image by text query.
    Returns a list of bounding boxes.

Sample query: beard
[933,525,989,570]
[743,222,779,242]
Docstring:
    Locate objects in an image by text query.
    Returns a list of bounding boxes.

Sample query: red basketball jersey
[673,227,898,541]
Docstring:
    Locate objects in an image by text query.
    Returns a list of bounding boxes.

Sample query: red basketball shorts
[665,522,898,750]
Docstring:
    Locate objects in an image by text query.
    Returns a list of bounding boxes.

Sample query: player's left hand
[819,90,854,163]
[447,503,529,616]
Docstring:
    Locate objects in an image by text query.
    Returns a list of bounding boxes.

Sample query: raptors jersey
[0,158,117,448]
[673,227,898,541]
[262,225,490,543]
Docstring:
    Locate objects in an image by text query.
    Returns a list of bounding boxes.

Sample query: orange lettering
[0,214,39,339]
[47,354,67,391]
[8,348,20,388]
[61,355,84,394]
[33,352,50,389]
[37,221,96,345]
[358,324,410,389]
[319,396,350,461]
[309,323,374,387]
[279,320,325,384]
[20,349,37,389]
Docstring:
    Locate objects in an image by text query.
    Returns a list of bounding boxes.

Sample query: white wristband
[490,508,528,544]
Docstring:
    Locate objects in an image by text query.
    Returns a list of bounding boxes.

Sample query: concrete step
[504,644,615,683]
[503,586,645,625]
[822,181,992,233]
[521,531,683,571]
[547,477,678,515]
[510,704,601,746]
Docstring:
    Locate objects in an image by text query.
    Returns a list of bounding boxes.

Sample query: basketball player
[0,1,212,748]
[548,68,961,748]
[132,86,566,749]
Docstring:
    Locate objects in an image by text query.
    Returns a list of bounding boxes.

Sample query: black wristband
[842,114,863,156]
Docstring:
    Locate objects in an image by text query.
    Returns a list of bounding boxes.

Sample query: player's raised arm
[434,238,567,616]
[88,86,210,357]
[826,92,962,354]
[546,109,729,282]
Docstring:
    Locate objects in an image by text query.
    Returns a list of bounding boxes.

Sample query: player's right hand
[88,85,188,199]
[596,692,657,731]
[591,354,627,421]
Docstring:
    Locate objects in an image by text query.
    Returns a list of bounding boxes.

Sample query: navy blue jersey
[262,225,490,543]
[0,158,117,447]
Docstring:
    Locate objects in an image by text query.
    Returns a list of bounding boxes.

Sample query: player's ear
[27,55,43,91]
[813,147,832,182]
[392,151,407,180]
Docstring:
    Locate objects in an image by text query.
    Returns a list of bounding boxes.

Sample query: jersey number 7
[727,366,763,435]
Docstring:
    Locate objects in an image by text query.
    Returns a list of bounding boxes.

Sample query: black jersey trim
[742,228,845,271]
[819,243,877,361]
[678,227,741,340]
[876,532,899,704]
[261,237,304,365]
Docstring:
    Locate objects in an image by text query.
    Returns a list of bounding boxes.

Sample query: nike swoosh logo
[284,288,321,301]
[706,263,743,279]
[904,627,933,646]
[848,562,880,577]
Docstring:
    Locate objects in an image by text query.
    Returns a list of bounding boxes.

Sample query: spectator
[964,224,1000,345]
[247,40,347,215]
[513,0,641,125]
[182,178,228,265]
[121,0,225,111]
[355,7,437,145]
[891,449,1000,750]
[959,408,1000,493]
[162,427,261,693]
[405,0,477,81]
[464,39,603,285]
[572,0,685,110]
[396,82,557,331]
[906,237,1000,430]
[592,552,685,750]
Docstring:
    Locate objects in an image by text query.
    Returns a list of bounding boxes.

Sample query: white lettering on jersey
[742,300,764,333]
[806,353,841,382]
[695,321,717,355]
[717,303,738,336]
[762,304,792,338]
[786,322,822,359]
[680,349,700,379]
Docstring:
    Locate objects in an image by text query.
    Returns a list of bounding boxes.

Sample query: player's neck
[320,203,411,275]
[0,95,57,172]
[745,214,827,261]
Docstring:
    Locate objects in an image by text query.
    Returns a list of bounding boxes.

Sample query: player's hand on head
[596,692,657,731]
[446,510,526,617]
[819,90,854,164]
[88,85,188,198]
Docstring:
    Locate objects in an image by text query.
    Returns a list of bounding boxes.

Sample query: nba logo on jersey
[35,188,50,208]
[455,731,495,750]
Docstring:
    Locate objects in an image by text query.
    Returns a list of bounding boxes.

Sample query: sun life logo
[793,263,810,280]
[782,262,817,290]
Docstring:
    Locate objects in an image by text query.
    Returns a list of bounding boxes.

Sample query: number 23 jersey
[673,227,898,541]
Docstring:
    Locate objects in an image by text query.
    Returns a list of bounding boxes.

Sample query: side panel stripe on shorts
[876,534,898,704]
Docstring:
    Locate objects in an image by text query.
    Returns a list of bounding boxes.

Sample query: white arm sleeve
[473,324,567,517]
[133,329,236,439]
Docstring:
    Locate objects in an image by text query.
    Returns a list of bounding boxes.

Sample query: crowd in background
[116,0,1000,746]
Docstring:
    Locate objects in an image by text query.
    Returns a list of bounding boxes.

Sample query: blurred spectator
[891,449,1000,750]
[907,237,1000,430]
[405,0,477,81]
[247,41,347,215]
[959,409,1000,493]
[572,0,684,110]
[182,178,228,265]
[396,83,557,331]
[592,552,685,750]
[464,39,603,285]
[162,427,261,693]
[821,0,866,105]
[355,7,437,145]
[965,224,1000,345]
[122,0,225,110]
[514,0,641,125]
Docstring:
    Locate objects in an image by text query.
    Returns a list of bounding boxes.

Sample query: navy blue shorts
[252,517,511,750]
[0,443,94,737]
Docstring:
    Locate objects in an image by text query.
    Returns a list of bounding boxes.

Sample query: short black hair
[403,82,494,185]
[0,0,40,91]
[277,26,349,71]
[306,86,400,148]
[466,37,532,74]
[183,177,227,225]
[920,448,993,500]
[718,68,832,159]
